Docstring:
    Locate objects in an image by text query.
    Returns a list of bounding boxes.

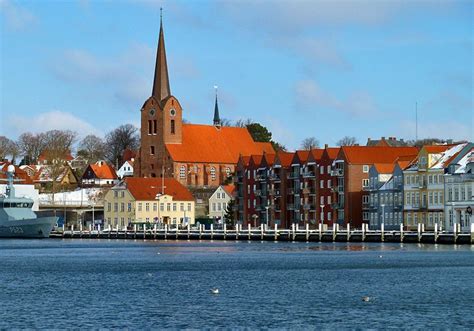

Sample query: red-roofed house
[135,19,274,188]
[104,177,195,229]
[82,161,118,187]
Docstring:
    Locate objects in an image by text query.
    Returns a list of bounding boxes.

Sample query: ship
[0,165,57,238]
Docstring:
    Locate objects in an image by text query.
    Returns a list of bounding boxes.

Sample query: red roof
[277,151,294,167]
[222,184,235,196]
[295,150,310,163]
[0,162,33,184]
[124,177,194,201]
[340,146,419,165]
[424,145,451,153]
[89,162,117,180]
[263,154,276,166]
[165,124,274,164]
[325,147,340,159]
[373,163,395,174]
[310,148,324,161]
[122,149,137,162]
[38,150,73,163]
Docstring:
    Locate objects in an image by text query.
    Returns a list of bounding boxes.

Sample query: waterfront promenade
[53,223,474,244]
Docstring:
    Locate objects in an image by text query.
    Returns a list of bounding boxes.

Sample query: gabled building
[32,164,78,190]
[104,177,195,229]
[82,161,118,187]
[403,143,469,230]
[333,146,419,228]
[117,159,134,179]
[208,184,235,220]
[444,146,474,231]
[135,16,273,188]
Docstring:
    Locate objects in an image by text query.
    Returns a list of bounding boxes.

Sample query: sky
[0,0,472,150]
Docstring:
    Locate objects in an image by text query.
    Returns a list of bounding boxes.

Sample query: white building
[208,184,234,220]
[444,146,474,232]
[116,160,134,179]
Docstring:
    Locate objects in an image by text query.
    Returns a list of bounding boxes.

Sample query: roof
[373,163,395,174]
[310,148,324,161]
[0,162,33,184]
[295,150,310,163]
[424,145,452,154]
[124,177,194,201]
[88,161,117,179]
[367,137,406,147]
[250,154,263,167]
[325,147,340,160]
[165,124,274,164]
[222,184,235,196]
[38,150,74,163]
[454,148,474,173]
[339,146,419,165]
[277,151,294,167]
[431,143,468,169]
[122,149,137,162]
[263,154,276,166]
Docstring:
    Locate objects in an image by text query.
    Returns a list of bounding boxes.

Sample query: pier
[51,223,474,244]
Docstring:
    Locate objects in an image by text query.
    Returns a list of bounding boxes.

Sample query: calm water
[0,239,473,329]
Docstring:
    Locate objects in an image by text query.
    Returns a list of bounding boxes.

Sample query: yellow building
[403,144,467,230]
[104,177,195,229]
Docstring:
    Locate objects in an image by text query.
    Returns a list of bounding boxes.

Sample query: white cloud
[8,110,102,138]
[0,0,37,31]
[295,80,377,117]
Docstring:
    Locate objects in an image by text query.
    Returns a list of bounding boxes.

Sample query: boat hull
[0,217,57,238]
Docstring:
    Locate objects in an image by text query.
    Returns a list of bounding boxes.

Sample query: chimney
[381,136,385,140]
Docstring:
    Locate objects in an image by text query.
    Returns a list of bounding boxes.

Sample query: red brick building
[135,17,274,188]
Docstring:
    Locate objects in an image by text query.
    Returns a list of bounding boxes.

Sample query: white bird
[210,288,219,294]
[362,296,371,302]
[379,255,383,258]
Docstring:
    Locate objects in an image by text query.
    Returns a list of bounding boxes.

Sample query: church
[136,16,274,189]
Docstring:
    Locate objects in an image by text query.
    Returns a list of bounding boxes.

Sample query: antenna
[415,102,418,142]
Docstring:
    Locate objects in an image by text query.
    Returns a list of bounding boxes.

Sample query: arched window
[179,165,186,179]
[210,167,216,180]
[225,167,231,177]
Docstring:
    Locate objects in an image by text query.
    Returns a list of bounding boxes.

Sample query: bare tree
[300,137,320,150]
[220,118,233,127]
[17,132,46,164]
[42,130,78,202]
[105,124,140,167]
[234,118,253,128]
[337,136,358,146]
[0,136,19,161]
[78,135,106,163]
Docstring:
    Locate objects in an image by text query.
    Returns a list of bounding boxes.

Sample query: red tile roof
[295,150,310,163]
[222,184,235,196]
[89,162,117,180]
[38,150,73,163]
[340,146,419,165]
[263,154,276,166]
[325,147,340,159]
[124,177,194,201]
[373,163,395,174]
[310,148,325,161]
[165,124,274,164]
[277,151,294,167]
[0,162,33,184]
[424,145,451,153]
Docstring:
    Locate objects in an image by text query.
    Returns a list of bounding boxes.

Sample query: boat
[0,165,57,238]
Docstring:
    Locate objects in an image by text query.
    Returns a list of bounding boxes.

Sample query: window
[160,203,164,211]
[148,120,152,135]
[145,203,150,212]
[153,120,157,134]
[173,203,177,211]
[114,190,118,198]
[320,196,324,205]
[212,203,216,212]
[327,180,331,188]
[362,195,369,204]
[327,165,331,173]
[328,196,331,205]
[107,203,111,212]
[167,203,170,211]
[187,203,191,211]
[327,212,331,220]
[363,165,369,173]
[128,203,132,212]
[180,203,184,211]
[150,146,155,155]
[218,203,221,211]
[363,212,369,220]
[362,179,369,187]
[171,120,175,134]
[153,203,157,212]
[120,203,124,212]
[320,166,324,174]
[210,167,216,180]
[320,180,324,188]
[180,165,186,179]
[225,167,231,177]
[138,203,142,212]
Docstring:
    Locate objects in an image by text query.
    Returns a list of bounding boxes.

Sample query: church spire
[152,8,171,103]
[213,85,221,127]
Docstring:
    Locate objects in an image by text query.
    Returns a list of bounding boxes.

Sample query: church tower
[137,12,183,178]
[213,86,221,128]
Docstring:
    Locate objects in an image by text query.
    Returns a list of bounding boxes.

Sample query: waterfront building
[135,16,273,187]
[82,160,118,187]
[208,184,235,220]
[104,177,195,229]
[444,146,474,231]
[403,143,469,230]
[333,146,418,228]
[319,147,340,227]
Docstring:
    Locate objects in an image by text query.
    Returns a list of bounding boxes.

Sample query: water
[0,239,473,329]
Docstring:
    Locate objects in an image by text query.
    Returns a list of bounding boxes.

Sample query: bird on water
[210,288,219,294]
[362,296,371,302]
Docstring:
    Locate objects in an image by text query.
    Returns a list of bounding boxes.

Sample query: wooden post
[80,223,83,238]
[319,223,322,241]
[143,223,146,239]
[199,224,202,240]
[62,224,65,233]
[187,223,190,239]
[175,224,179,240]
[400,223,404,243]
[274,223,278,241]
[134,224,137,239]
[305,223,309,241]
[291,223,295,241]
[453,222,458,243]
[346,223,350,242]
[332,223,337,241]
[470,222,474,244]
[211,224,214,240]
[417,223,422,242]
[434,223,438,243]
[362,223,366,242]
[236,223,239,240]
[248,223,251,240]
[223,223,227,240]
[260,224,264,240]
[164,224,168,240]
[154,224,157,239]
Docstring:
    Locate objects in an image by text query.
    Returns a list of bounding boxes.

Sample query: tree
[220,118,233,127]
[300,137,320,150]
[234,118,252,128]
[271,141,287,152]
[17,132,46,164]
[337,136,358,146]
[105,124,140,167]
[0,136,19,161]
[246,123,272,143]
[78,135,106,163]
[224,200,235,227]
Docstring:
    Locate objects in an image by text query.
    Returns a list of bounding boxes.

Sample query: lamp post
[320,204,324,229]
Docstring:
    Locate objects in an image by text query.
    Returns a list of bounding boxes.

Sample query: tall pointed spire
[213,85,221,127]
[152,8,171,103]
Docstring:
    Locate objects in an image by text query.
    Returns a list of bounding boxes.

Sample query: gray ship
[0,165,57,238]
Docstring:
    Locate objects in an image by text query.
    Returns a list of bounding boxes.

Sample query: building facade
[208,184,234,220]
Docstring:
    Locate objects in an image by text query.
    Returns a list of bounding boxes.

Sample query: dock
[51,223,474,244]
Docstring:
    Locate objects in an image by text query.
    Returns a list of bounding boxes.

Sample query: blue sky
[1,0,472,150]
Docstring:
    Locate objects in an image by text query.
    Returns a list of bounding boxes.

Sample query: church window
[150,146,155,155]
[180,165,186,179]
[153,120,157,134]
[210,167,216,180]
[225,167,231,177]
[171,120,175,134]
[148,120,152,135]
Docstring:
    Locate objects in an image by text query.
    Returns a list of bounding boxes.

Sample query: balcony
[362,186,370,191]
[331,169,343,176]
[255,174,267,182]
[287,172,300,180]
[303,171,315,178]
[303,204,315,211]
[269,174,281,182]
